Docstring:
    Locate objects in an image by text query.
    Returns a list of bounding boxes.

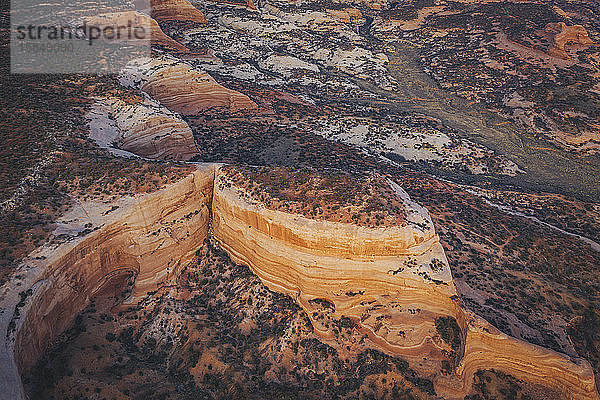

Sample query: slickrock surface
[120,57,258,115]
[94,96,198,160]
[1,165,598,399]
[150,0,207,24]
[211,166,599,399]
[545,22,597,59]
[82,11,189,52]
[453,314,598,399]
[0,166,215,398]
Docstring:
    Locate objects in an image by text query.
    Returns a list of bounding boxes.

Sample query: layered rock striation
[212,171,458,358]
[454,315,598,399]
[210,167,599,400]
[545,22,597,59]
[82,11,189,52]
[1,165,598,400]
[105,96,198,160]
[120,57,258,115]
[149,0,207,24]
[0,165,215,399]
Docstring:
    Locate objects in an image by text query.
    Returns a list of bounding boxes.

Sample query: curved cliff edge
[0,164,215,400]
[0,164,597,399]
[210,168,599,400]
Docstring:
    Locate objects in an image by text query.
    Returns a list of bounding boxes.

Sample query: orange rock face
[121,57,258,115]
[452,314,599,400]
[150,0,207,24]
[212,170,459,360]
[106,97,199,160]
[1,166,598,400]
[7,166,214,382]
[545,22,597,59]
[82,11,189,52]
[210,167,600,400]
[361,0,385,10]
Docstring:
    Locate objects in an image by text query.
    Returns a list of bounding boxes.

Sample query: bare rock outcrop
[545,22,597,59]
[1,165,598,400]
[105,96,198,160]
[0,165,215,399]
[212,170,459,361]
[452,314,598,399]
[120,57,258,115]
[82,11,189,52]
[149,0,207,24]
[211,167,599,399]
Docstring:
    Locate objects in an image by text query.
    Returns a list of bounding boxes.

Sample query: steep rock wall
[211,167,599,400]
[211,171,459,356]
[452,315,598,399]
[150,0,207,24]
[120,57,258,115]
[106,96,199,160]
[0,165,215,399]
[1,164,598,400]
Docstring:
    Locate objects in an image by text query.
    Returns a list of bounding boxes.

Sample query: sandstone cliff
[453,314,598,399]
[82,11,189,52]
[212,169,459,363]
[1,165,598,400]
[545,22,597,59]
[120,57,258,115]
[211,167,599,400]
[0,165,215,399]
[150,0,207,24]
[105,96,198,161]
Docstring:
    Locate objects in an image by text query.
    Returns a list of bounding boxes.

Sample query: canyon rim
[2,0,600,398]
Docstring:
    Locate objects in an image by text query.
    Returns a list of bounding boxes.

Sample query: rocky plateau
[1,165,598,399]
[2,0,600,398]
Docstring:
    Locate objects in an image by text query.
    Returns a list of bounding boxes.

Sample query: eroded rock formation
[149,0,207,24]
[1,165,598,400]
[454,315,598,399]
[212,171,459,369]
[0,165,214,399]
[210,167,599,399]
[545,22,597,59]
[82,11,189,52]
[120,57,258,115]
[104,96,198,160]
